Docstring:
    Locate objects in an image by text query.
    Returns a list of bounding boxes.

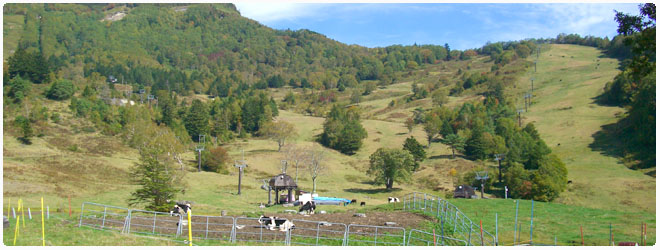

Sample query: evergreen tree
[7,76,31,104]
[403,137,426,171]
[184,99,209,142]
[14,115,33,144]
[320,105,367,154]
[46,79,75,100]
[128,149,184,212]
[440,133,466,159]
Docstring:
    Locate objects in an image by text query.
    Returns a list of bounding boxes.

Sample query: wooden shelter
[268,174,298,205]
[453,185,476,199]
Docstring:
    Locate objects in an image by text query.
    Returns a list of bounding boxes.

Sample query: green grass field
[513,44,655,213]
[3,14,23,61]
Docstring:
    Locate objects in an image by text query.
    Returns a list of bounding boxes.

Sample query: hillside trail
[516,44,655,213]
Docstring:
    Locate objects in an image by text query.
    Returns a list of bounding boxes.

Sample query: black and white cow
[169,203,191,216]
[258,215,295,232]
[387,197,400,203]
[299,201,316,215]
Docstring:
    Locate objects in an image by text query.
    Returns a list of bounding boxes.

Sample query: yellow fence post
[13,212,20,245]
[20,199,25,227]
[187,210,193,246]
[41,197,45,246]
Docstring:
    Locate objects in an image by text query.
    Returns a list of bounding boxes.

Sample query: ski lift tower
[234,150,247,195]
[475,171,489,199]
[517,109,524,127]
[494,153,506,183]
[139,89,146,104]
[530,77,536,92]
[147,95,155,108]
[195,135,205,172]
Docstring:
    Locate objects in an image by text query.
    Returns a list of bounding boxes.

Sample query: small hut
[268,174,298,205]
[453,185,476,199]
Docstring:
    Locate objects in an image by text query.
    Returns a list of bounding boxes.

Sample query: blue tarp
[314,196,351,205]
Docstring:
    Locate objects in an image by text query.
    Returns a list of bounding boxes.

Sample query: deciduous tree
[368,148,415,190]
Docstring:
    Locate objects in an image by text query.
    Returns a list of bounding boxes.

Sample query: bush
[8,76,31,103]
[46,79,75,100]
[201,146,230,173]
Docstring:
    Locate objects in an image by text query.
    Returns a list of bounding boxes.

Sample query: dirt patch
[264,211,434,229]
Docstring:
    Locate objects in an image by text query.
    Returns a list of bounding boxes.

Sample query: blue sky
[234,3,642,50]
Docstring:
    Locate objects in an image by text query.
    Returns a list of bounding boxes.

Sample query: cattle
[299,201,316,215]
[567,180,573,184]
[169,203,191,227]
[258,215,295,232]
[169,203,191,217]
[360,202,366,206]
[387,197,400,203]
[350,199,357,204]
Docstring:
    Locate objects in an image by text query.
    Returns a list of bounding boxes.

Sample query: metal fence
[407,229,468,246]
[78,198,487,246]
[289,219,347,246]
[126,209,180,238]
[233,217,289,245]
[78,202,130,232]
[345,224,406,246]
[179,215,235,242]
[402,192,497,246]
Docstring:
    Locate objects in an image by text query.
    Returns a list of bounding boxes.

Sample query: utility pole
[234,150,247,195]
[524,93,531,112]
[517,109,523,127]
[494,154,505,183]
[530,77,535,92]
[195,135,205,172]
[534,60,537,73]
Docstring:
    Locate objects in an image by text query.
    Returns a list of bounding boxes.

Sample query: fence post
[580,225,584,246]
[424,193,427,211]
[609,223,612,246]
[78,203,85,228]
[495,213,498,246]
[102,207,107,229]
[413,193,416,209]
[205,216,209,239]
[440,212,445,246]
[530,200,534,245]
[152,212,157,234]
[468,223,473,246]
[316,222,321,246]
[514,200,519,244]
[374,226,378,246]
[437,199,441,217]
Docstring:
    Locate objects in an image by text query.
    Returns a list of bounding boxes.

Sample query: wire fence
[289,219,347,246]
[345,224,406,246]
[402,192,497,246]
[78,202,129,233]
[79,194,651,246]
[407,228,468,246]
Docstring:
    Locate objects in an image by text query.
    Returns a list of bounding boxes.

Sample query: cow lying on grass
[299,201,316,215]
[257,215,295,232]
[387,197,400,203]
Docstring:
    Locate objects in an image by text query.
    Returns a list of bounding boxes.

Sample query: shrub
[46,79,75,100]
[201,146,230,173]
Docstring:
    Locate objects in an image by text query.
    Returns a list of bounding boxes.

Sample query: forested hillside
[2,3,652,214]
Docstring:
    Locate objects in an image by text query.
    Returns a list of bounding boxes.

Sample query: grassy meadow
[2,44,655,246]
